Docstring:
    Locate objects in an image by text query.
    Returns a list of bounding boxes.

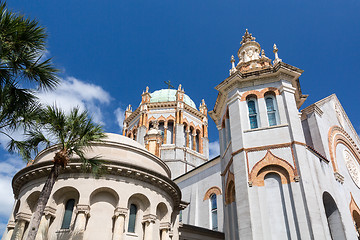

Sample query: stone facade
[2,30,360,240]
[123,85,209,179]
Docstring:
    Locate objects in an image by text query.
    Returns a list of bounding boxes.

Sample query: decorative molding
[142,214,157,223]
[249,150,297,187]
[75,204,90,216]
[13,160,182,209]
[203,186,222,201]
[328,125,360,175]
[7,220,15,228]
[243,123,288,133]
[301,104,324,117]
[114,207,128,217]
[334,171,344,184]
[16,212,32,222]
[160,222,171,230]
[279,85,296,94]
[44,206,56,218]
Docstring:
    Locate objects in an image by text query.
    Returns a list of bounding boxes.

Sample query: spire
[229,55,237,75]
[240,29,256,45]
[273,44,282,65]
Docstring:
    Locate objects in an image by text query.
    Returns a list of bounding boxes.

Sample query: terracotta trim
[349,192,360,221]
[203,186,222,201]
[328,125,360,173]
[240,90,261,101]
[249,150,296,187]
[225,171,235,205]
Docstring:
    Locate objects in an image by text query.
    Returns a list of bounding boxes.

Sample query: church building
[2,30,360,240]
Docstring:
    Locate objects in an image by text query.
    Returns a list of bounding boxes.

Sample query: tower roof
[150,89,197,109]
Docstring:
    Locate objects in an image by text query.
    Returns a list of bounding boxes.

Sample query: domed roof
[33,133,171,177]
[150,89,197,109]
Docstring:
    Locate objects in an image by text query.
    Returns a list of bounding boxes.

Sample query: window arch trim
[249,150,297,187]
[203,186,222,201]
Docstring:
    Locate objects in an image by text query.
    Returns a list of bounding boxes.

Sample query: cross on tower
[164,80,175,89]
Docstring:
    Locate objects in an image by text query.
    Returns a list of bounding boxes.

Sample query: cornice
[12,160,182,208]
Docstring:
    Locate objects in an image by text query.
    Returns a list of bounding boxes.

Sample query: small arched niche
[85,188,119,240]
[323,192,346,239]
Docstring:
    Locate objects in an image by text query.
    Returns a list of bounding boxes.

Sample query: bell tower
[209,30,315,239]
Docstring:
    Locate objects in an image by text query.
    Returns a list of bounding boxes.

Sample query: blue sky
[1,0,360,236]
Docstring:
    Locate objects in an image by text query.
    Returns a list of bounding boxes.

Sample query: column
[112,207,127,240]
[142,214,156,240]
[35,206,56,240]
[186,130,190,148]
[160,222,171,240]
[74,204,90,233]
[163,125,168,144]
[192,132,196,151]
[10,213,31,240]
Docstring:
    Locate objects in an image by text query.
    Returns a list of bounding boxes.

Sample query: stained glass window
[61,199,75,229]
[247,100,258,129]
[265,97,277,126]
[210,194,218,230]
[128,204,137,233]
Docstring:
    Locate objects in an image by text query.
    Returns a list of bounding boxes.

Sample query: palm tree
[9,105,106,240]
[0,1,59,136]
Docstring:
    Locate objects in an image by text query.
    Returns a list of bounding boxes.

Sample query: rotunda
[122,85,209,179]
[4,133,184,240]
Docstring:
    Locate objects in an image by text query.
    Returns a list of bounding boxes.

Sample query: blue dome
[150,89,197,109]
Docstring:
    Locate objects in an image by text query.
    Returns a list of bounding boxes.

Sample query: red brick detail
[328,126,360,172]
[260,87,280,97]
[203,186,222,201]
[249,150,296,187]
[350,192,360,233]
[225,172,235,205]
[240,90,261,101]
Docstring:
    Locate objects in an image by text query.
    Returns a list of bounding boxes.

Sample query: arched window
[128,204,137,233]
[247,99,258,129]
[61,199,75,229]
[323,192,346,239]
[265,96,277,126]
[210,194,218,230]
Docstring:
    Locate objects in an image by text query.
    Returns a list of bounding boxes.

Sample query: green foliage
[9,106,106,171]
[0,1,59,136]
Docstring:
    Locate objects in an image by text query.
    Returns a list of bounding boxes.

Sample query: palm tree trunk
[26,163,61,240]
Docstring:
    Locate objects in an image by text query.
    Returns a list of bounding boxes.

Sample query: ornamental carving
[344,150,360,188]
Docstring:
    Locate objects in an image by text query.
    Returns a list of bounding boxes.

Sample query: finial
[229,55,237,75]
[146,86,149,93]
[273,43,282,65]
[178,84,182,91]
[240,29,256,45]
[261,49,266,58]
[202,99,206,105]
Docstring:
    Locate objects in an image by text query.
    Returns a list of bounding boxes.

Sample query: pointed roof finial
[273,43,282,65]
[229,55,237,75]
[146,86,149,93]
[240,29,256,45]
[178,84,182,91]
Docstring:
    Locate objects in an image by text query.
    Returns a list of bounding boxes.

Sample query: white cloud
[36,77,112,125]
[209,140,220,159]
[0,221,7,239]
[0,155,24,229]
[114,107,125,131]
